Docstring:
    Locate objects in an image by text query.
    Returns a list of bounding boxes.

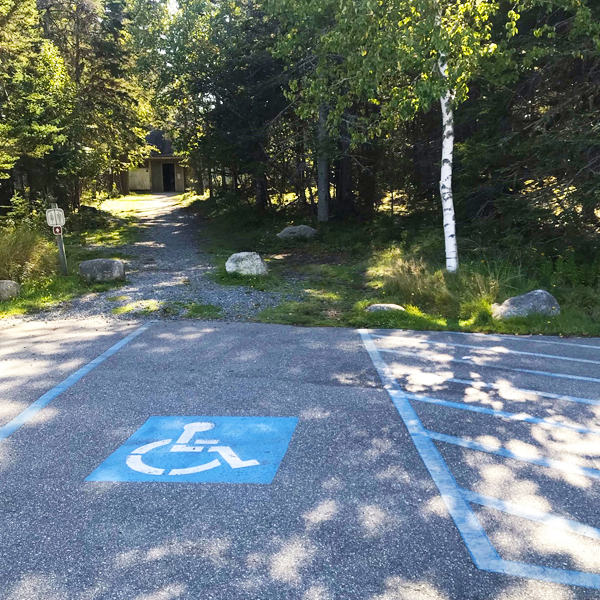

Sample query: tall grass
[379,253,533,321]
[0,227,57,282]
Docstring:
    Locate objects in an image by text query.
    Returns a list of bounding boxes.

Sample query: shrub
[0,227,57,282]
[1,193,47,232]
[66,207,111,232]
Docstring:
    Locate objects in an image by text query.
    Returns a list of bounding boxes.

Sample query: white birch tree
[436,9,459,272]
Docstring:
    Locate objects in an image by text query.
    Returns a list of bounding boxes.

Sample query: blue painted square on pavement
[86,416,299,484]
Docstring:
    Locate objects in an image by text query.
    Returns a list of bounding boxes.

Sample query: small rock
[276,225,317,240]
[0,280,20,301]
[366,303,406,312]
[79,259,126,283]
[225,252,268,276]
[492,289,560,320]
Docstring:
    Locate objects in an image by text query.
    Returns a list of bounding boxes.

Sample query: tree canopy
[1,0,598,271]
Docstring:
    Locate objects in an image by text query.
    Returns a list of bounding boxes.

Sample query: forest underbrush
[187,193,600,336]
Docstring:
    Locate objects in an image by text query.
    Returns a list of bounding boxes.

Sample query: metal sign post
[47,204,68,276]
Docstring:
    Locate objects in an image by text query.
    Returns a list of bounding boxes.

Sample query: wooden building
[125,132,190,193]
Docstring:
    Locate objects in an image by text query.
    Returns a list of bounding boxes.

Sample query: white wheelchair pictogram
[125,421,260,476]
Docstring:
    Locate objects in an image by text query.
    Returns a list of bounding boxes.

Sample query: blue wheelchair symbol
[87,416,298,484]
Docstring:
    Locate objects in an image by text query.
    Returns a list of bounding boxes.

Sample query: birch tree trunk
[317,105,329,222]
[437,18,459,272]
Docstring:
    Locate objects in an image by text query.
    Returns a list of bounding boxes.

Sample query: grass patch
[0,276,120,318]
[211,267,283,292]
[185,193,600,336]
[0,228,57,282]
[67,198,143,248]
[184,302,222,319]
[158,300,223,319]
[111,299,161,315]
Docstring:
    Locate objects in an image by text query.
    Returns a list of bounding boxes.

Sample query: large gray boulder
[366,303,405,313]
[79,259,125,283]
[225,252,268,276]
[0,280,20,301]
[276,225,317,240]
[492,289,560,320]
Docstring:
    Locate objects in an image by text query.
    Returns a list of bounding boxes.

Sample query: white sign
[46,208,65,227]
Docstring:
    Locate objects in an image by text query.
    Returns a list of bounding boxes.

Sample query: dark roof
[147,131,175,156]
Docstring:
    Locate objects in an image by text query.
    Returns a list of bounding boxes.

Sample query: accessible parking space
[1,321,600,599]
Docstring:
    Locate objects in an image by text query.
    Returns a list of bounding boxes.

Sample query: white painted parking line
[0,322,155,441]
[443,377,600,407]
[461,490,600,541]
[424,430,600,481]
[373,334,600,365]
[385,371,600,407]
[378,347,600,384]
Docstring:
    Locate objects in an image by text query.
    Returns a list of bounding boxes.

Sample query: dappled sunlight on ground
[269,537,316,584]
[0,319,136,426]
[371,577,449,600]
[358,504,397,537]
[115,537,233,570]
[3,322,600,598]
[131,584,187,600]
[478,507,600,572]
[6,574,69,600]
[364,328,600,591]
[303,500,339,528]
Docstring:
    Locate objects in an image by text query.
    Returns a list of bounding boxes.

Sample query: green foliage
[0,275,118,318]
[1,0,154,209]
[0,227,57,282]
[0,0,68,174]
[2,0,599,334]
[267,0,500,140]
[160,0,290,206]
[183,302,223,319]
[193,194,600,335]
[0,197,136,319]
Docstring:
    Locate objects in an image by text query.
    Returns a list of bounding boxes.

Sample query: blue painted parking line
[378,347,600,384]
[445,377,600,408]
[424,429,600,481]
[86,416,298,484]
[392,390,600,435]
[359,329,600,590]
[0,322,155,441]
[372,334,600,365]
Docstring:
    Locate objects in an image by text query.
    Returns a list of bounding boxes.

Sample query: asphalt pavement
[1,320,600,600]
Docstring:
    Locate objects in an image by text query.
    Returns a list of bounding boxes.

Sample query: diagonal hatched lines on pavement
[360,329,600,590]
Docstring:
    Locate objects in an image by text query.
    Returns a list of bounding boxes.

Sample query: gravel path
[16,194,285,322]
